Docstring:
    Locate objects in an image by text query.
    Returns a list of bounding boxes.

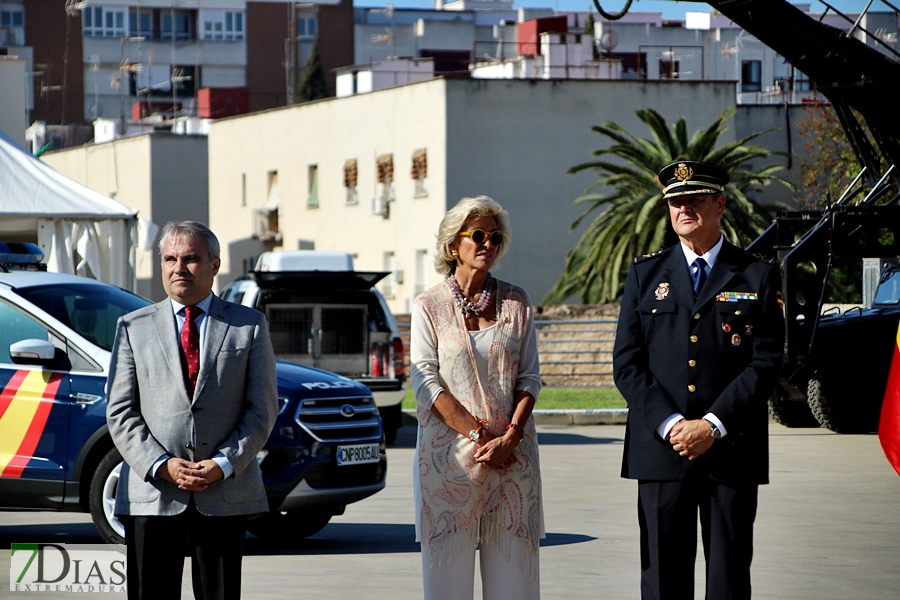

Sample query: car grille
[295,395,381,443]
[303,461,385,489]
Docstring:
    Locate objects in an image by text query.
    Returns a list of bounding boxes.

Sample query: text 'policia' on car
[0,242,386,544]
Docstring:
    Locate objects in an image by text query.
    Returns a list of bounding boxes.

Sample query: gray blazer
[106,294,278,517]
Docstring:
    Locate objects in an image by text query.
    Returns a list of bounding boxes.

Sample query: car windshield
[15,283,151,351]
[874,269,900,306]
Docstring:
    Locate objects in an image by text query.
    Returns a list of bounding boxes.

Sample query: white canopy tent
[0,129,142,290]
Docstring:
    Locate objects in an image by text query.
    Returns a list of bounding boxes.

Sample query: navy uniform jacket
[613,241,784,484]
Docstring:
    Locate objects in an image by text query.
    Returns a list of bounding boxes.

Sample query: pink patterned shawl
[415,278,544,578]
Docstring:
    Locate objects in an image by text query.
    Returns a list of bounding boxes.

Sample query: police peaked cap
[658,161,729,200]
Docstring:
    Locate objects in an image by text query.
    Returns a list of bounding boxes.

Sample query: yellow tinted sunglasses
[458,229,504,245]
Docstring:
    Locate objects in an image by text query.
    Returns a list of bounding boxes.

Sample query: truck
[747,173,900,433]
[0,242,386,544]
[696,0,900,433]
[220,251,407,444]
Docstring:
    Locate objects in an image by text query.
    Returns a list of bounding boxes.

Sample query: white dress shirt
[152,293,234,479]
[657,235,728,441]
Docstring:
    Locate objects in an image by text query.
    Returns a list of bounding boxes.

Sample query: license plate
[336,443,380,466]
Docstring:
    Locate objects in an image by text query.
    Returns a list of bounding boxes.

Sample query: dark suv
[220,251,406,444]
[0,243,386,544]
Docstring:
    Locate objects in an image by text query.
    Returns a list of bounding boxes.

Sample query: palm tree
[544,107,794,304]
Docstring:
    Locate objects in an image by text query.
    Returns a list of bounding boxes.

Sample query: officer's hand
[669,419,715,460]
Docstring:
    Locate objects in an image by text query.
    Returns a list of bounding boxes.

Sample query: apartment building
[4,0,353,133]
[206,76,737,312]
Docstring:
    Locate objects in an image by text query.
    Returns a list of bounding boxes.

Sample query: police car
[0,243,386,544]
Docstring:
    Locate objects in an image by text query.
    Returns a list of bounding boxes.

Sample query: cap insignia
[674,163,694,182]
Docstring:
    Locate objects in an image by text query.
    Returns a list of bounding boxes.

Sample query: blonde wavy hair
[434,196,511,276]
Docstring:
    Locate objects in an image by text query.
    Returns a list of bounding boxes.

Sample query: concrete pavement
[1,423,898,599]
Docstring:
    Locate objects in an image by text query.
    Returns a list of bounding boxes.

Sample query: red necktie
[181,305,201,394]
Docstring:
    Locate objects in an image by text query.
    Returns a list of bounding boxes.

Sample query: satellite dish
[599,30,618,53]
[90,103,103,119]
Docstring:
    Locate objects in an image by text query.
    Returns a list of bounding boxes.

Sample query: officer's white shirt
[658,235,729,440]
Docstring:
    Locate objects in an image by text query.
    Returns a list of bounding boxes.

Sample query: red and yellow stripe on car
[0,369,64,478]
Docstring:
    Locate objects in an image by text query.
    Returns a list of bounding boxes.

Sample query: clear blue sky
[353,0,881,19]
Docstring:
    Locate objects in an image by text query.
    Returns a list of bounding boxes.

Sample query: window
[742,60,762,92]
[307,165,319,208]
[130,64,197,98]
[344,159,358,205]
[0,300,51,364]
[14,284,149,353]
[297,16,317,40]
[659,57,679,79]
[609,52,647,80]
[0,10,24,28]
[411,149,427,197]
[255,170,280,241]
[375,154,394,218]
[202,10,244,41]
[0,8,24,45]
[83,6,125,38]
[129,8,153,38]
[162,10,193,40]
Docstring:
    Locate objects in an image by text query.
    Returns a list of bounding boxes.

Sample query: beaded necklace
[447,273,493,317]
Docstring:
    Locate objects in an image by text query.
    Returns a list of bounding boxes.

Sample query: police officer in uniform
[613,161,785,600]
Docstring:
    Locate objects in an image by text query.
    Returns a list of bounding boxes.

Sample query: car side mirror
[10,339,63,369]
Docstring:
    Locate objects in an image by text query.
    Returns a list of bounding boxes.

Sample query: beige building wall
[209,77,735,312]
[42,133,208,301]
[0,55,28,145]
[443,79,736,305]
[208,78,448,311]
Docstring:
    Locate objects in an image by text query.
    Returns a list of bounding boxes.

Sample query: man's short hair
[158,221,221,261]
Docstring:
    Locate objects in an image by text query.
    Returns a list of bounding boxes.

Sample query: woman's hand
[473,430,519,470]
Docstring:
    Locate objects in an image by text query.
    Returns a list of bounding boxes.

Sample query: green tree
[795,104,885,208]
[544,107,794,304]
[296,37,328,103]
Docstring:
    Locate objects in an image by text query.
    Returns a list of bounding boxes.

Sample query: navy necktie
[691,258,708,298]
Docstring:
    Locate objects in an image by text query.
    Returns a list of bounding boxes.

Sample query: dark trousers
[122,499,247,600]
[638,480,758,600]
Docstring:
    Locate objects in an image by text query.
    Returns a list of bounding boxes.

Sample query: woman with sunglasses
[410,196,543,600]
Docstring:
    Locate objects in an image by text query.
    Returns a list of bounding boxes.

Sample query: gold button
[693,313,700,320]
[690,335,698,342]
[735,310,742,315]
[688,384,697,392]
[688,359,697,367]
[652,308,658,314]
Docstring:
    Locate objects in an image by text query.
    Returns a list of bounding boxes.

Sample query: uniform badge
[731,333,741,348]
[722,323,732,333]
[655,282,670,300]
[745,325,753,336]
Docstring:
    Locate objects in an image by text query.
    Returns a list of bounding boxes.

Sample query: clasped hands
[160,458,224,492]
[473,430,519,470]
[669,419,715,461]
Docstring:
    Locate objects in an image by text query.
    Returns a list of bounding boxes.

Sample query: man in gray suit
[107,221,277,600]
